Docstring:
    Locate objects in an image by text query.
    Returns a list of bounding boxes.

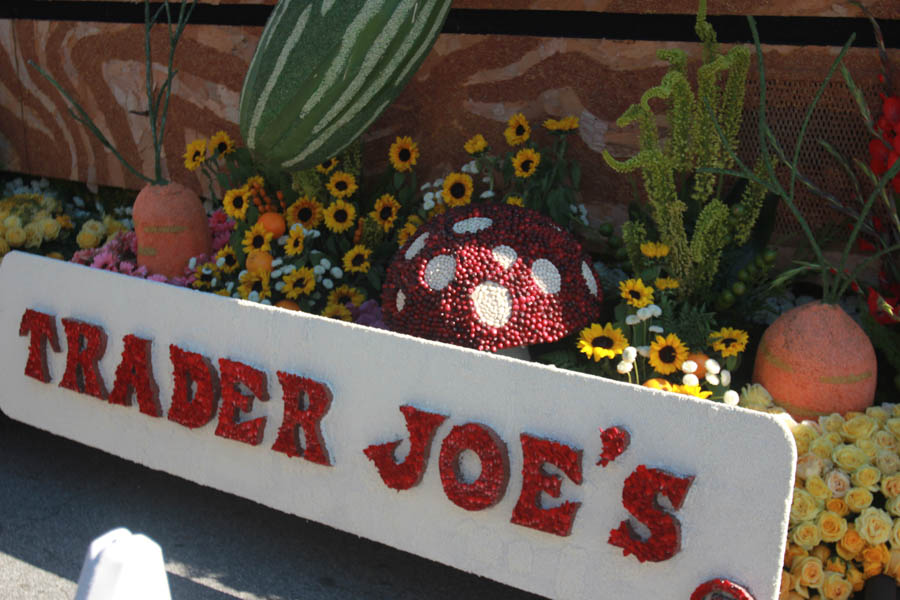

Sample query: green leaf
[570,162,581,188]
[366,267,382,291]
[393,172,406,189]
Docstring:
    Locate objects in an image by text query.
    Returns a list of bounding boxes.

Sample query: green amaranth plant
[602,0,769,302]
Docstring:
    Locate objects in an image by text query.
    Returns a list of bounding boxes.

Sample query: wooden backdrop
[1,1,898,231]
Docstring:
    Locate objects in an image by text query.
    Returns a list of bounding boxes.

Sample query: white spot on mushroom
[424,254,456,291]
[582,261,598,296]
[405,232,429,260]
[491,245,517,270]
[452,217,492,235]
[531,259,561,294]
[396,289,406,312]
[471,281,512,327]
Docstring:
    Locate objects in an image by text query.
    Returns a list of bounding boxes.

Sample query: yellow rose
[837,526,866,560]
[876,450,900,476]
[797,452,826,480]
[826,469,851,498]
[806,475,832,501]
[779,569,794,600]
[825,431,844,446]
[887,548,900,579]
[855,507,893,545]
[887,496,900,518]
[818,511,848,543]
[81,219,106,236]
[826,497,850,517]
[785,544,810,569]
[39,217,61,240]
[867,406,890,425]
[23,222,43,248]
[793,423,820,455]
[811,543,831,562]
[791,488,823,523]
[891,520,900,549]
[887,418,900,438]
[5,226,26,247]
[857,439,878,460]
[883,474,900,498]
[874,430,900,453]
[76,230,101,249]
[45,251,63,260]
[810,436,835,460]
[846,564,864,591]
[821,413,845,433]
[863,543,891,566]
[842,414,878,441]
[792,555,826,588]
[3,215,22,229]
[825,555,847,575]
[792,522,823,550]
[852,465,881,491]
[845,487,874,512]
[821,572,852,600]
[832,444,868,471]
[864,560,884,578]
[103,215,126,238]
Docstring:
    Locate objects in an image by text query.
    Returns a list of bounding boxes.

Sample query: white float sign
[0,252,795,600]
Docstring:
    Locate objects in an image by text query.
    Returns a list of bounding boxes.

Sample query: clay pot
[132,182,211,279]
[752,301,877,419]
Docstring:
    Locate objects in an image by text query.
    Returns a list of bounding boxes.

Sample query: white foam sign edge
[0,252,795,600]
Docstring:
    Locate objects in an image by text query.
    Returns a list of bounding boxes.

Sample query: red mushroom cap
[382,203,602,352]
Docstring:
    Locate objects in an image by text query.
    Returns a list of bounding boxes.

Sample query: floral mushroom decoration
[382,204,602,352]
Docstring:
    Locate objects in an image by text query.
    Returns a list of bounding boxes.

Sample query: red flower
[883,95,900,124]
[868,287,900,326]
[857,237,876,253]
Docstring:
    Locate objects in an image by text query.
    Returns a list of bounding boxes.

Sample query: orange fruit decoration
[753,301,877,420]
[643,378,673,392]
[686,352,709,380]
[133,182,212,278]
[258,212,286,238]
[275,299,301,311]
[246,250,273,273]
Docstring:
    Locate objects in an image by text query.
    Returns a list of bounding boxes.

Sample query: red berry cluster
[868,94,900,194]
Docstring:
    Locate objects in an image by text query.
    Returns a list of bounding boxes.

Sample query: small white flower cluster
[420,178,444,211]
[569,203,589,226]
[3,177,50,196]
[679,357,738,404]
[311,256,343,290]
[616,345,638,374]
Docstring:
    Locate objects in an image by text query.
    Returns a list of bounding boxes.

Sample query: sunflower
[223,186,251,221]
[284,226,305,256]
[442,173,473,207]
[672,384,713,399]
[323,199,357,234]
[619,278,654,308]
[654,276,680,291]
[370,194,401,232]
[237,270,271,301]
[183,139,207,171]
[543,115,579,132]
[328,285,365,308]
[506,195,524,207]
[709,327,749,358]
[242,222,273,255]
[397,216,422,246]
[316,157,339,174]
[215,246,239,274]
[577,323,628,361]
[512,148,541,178]
[649,333,689,375]
[504,113,531,146]
[640,241,670,259]
[322,303,352,321]
[209,131,235,157]
[245,175,265,190]
[326,171,358,199]
[464,134,488,155]
[343,244,372,274]
[286,196,324,230]
[282,267,316,299]
[389,136,419,172]
[191,262,217,290]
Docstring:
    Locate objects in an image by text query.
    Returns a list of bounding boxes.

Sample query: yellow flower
[370,194,401,232]
[316,157,338,174]
[103,215,127,238]
[23,222,43,248]
[837,527,865,560]
[39,217,61,240]
[503,113,530,146]
[209,130,235,156]
[709,327,749,357]
[191,262,216,290]
[810,436,835,460]
[442,172,473,207]
[671,383,713,399]
[654,276,679,290]
[543,115,579,131]
[818,511,848,543]
[183,138,207,171]
[512,148,540,178]
[842,414,878,441]
[887,495,900,518]
[891,520,900,549]
[237,270,271,301]
[223,186,251,221]
[464,133,488,155]
[648,333,689,376]
[791,488,822,524]
[282,267,315,299]
[56,214,74,230]
[215,246,239,274]
[241,222,273,255]
[284,226,305,256]
[640,241,670,258]
[792,423,819,455]
[806,475,832,501]
[826,498,850,518]
[785,544,809,569]
[323,199,356,234]
[576,323,628,361]
[832,444,869,472]
[342,244,372,274]
[506,195,524,207]
[851,465,881,491]
[328,285,364,308]
[845,487,874,512]
[326,171,358,199]
[389,136,419,172]
[397,217,421,246]
[75,229,100,249]
[792,522,823,551]
[322,303,352,321]
[286,196,324,230]
[821,572,853,600]
[887,418,900,438]
[792,555,826,588]
[876,449,900,476]
[854,506,893,545]
[821,413,845,433]
[846,564,864,591]
[245,175,265,190]
[825,555,847,575]
[619,278,654,308]
[867,405,890,425]
[882,474,900,498]
[873,430,899,453]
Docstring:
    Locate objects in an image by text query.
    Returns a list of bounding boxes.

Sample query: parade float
[0,0,899,598]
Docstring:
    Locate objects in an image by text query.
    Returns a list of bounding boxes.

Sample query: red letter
[510,434,582,537]
[108,335,160,417]
[364,405,447,490]
[19,309,60,382]
[59,318,107,399]
[691,579,754,600]
[215,358,268,446]
[271,371,332,465]
[167,345,219,429]
[608,465,694,563]
[439,423,508,511]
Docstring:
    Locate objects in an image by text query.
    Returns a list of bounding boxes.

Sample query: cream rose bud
[867,406,890,426]
[824,431,844,446]
[791,488,823,523]
[886,496,900,518]
[806,474,832,501]
[851,465,882,492]
[797,453,826,480]
[791,522,823,551]
[877,450,900,476]
[809,436,835,460]
[887,418,900,438]
[845,487,874,512]
[857,439,878,460]
[832,444,869,472]
[818,511,849,543]
[793,423,821,455]
[874,430,899,453]
[792,555,825,588]
[841,414,878,441]
[826,469,851,498]
[855,507,894,546]
[882,474,900,498]
[821,572,853,600]
[821,413,845,433]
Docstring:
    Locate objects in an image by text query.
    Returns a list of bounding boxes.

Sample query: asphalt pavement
[0,412,543,600]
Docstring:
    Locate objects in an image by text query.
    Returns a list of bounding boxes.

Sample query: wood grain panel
[0,20,26,172]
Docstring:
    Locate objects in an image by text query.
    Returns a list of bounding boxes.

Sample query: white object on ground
[74,527,171,600]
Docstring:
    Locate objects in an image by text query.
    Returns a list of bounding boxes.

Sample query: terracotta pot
[132,182,211,279]
[753,301,877,419]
